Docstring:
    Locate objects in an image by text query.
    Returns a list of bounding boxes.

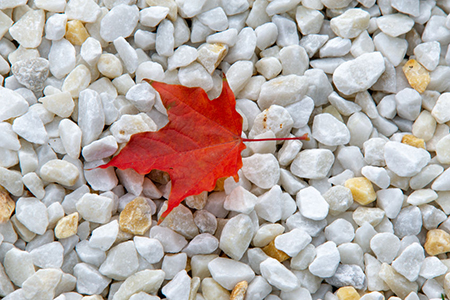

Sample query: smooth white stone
[393,206,422,238]
[4,247,35,287]
[149,226,188,253]
[21,268,62,300]
[392,243,424,282]
[89,220,119,251]
[30,242,64,269]
[361,166,390,189]
[295,6,324,35]
[255,22,278,50]
[0,122,20,151]
[134,236,164,264]
[139,6,169,27]
[167,45,197,71]
[81,136,117,162]
[65,0,101,22]
[80,37,102,66]
[253,223,285,247]
[78,89,105,147]
[9,10,45,48]
[299,34,329,58]
[308,241,340,278]
[330,8,370,39]
[40,159,79,186]
[208,257,255,290]
[377,95,396,119]
[110,113,157,143]
[419,256,448,279]
[206,28,238,46]
[376,13,414,37]
[12,110,48,144]
[255,185,282,222]
[275,228,311,257]
[395,88,422,121]
[257,74,308,109]
[272,15,299,47]
[376,188,403,219]
[324,219,355,245]
[162,252,187,280]
[45,13,67,40]
[322,185,353,216]
[412,110,436,142]
[62,64,91,98]
[156,19,174,57]
[255,57,282,80]
[422,16,450,45]
[373,32,408,66]
[224,185,258,214]
[99,241,139,280]
[161,270,191,300]
[219,214,254,260]
[224,27,257,64]
[16,197,49,235]
[391,0,419,17]
[178,62,213,92]
[407,189,438,206]
[114,36,138,74]
[112,270,164,300]
[410,164,443,190]
[73,263,111,295]
[431,167,450,191]
[291,149,334,179]
[370,232,400,263]
[333,52,385,95]
[420,204,447,230]
[100,4,139,42]
[225,60,253,94]
[312,113,350,146]
[58,119,81,159]
[278,45,309,76]
[125,82,155,112]
[297,186,329,221]
[384,141,430,177]
[48,39,76,80]
[76,193,113,224]
[242,153,280,189]
[278,139,302,166]
[198,7,228,31]
[260,257,299,292]
[347,112,373,148]
[22,172,45,199]
[432,93,450,124]
[319,37,351,57]
[190,17,214,43]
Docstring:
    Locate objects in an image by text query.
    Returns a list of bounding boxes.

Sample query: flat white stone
[260,257,299,292]
[242,153,280,189]
[149,226,188,253]
[291,149,334,179]
[114,37,139,74]
[65,0,101,22]
[328,92,362,116]
[319,37,351,58]
[110,113,157,143]
[40,159,79,186]
[198,7,228,31]
[370,232,400,264]
[395,88,422,121]
[255,22,278,50]
[308,241,340,278]
[297,186,329,221]
[391,0,419,17]
[4,247,35,287]
[48,39,76,80]
[99,241,139,281]
[407,189,438,206]
[224,27,257,64]
[392,243,424,282]
[361,166,390,189]
[376,188,403,219]
[394,206,422,238]
[295,6,324,35]
[9,10,45,48]
[257,74,308,109]
[208,257,255,290]
[112,270,165,300]
[125,82,156,112]
[156,19,175,57]
[30,242,64,269]
[274,228,311,257]
[373,32,408,66]
[21,268,62,300]
[73,263,111,295]
[376,14,414,37]
[206,28,238,46]
[12,110,48,144]
[89,220,119,251]
[178,62,213,92]
[22,172,45,199]
[332,52,385,95]
[16,197,49,235]
[0,122,20,151]
[82,135,118,162]
[330,8,370,39]
[100,4,139,42]
[272,15,299,47]
[324,219,355,245]
[80,37,102,66]
[161,270,191,300]
[224,185,257,214]
[384,141,430,177]
[419,256,448,279]
[219,213,254,260]
[76,193,113,224]
[167,45,198,71]
[45,13,67,40]
[139,6,169,27]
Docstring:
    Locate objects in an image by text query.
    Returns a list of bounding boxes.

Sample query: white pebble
[156,19,174,57]
[48,39,76,80]
[330,8,369,38]
[297,186,329,221]
[370,232,400,263]
[373,32,408,66]
[291,149,334,179]
[295,6,324,35]
[384,141,430,177]
[391,243,424,282]
[395,88,422,121]
[242,153,280,189]
[224,185,258,214]
[376,188,404,219]
[224,27,257,64]
[376,13,414,37]
[80,37,102,66]
[139,6,169,27]
[100,4,139,42]
[308,241,340,278]
[208,257,255,290]
[45,13,67,41]
[16,197,49,235]
[324,219,355,245]
[274,228,311,257]
[134,236,164,264]
[65,0,101,23]
[12,110,48,145]
[219,214,254,260]
[99,241,139,280]
[114,37,139,74]
[260,257,299,292]
[312,113,350,146]
[76,193,113,224]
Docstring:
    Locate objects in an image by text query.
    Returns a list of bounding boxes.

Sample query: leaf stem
[242,133,309,142]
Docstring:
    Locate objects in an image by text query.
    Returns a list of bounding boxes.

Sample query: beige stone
[262,239,290,262]
[201,278,230,300]
[403,59,430,93]
[146,0,177,21]
[189,276,200,300]
[344,177,376,205]
[230,281,248,300]
[0,188,15,223]
[336,286,360,300]
[424,229,450,255]
[62,64,92,98]
[82,296,102,300]
[119,197,152,235]
[159,202,199,239]
[65,20,90,46]
[55,212,79,239]
[378,263,418,299]
[185,191,208,210]
[401,134,425,149]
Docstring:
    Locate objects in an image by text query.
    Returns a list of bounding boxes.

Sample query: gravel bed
[0,0,450,300]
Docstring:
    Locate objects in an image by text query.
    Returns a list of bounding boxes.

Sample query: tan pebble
[201,278,230,300]
[185,191,208,210]
[55,212,79,239]
[230,281,248,300]
[378,263,418,299]
[149,169,171,184]
[0,189,15,223]
[402,59,430,93]
[401,134,425,149]
[344,177,376,205]
[81,295,103,300]
[424,229,450,255]
[213,177,226,192]
[336,286,360,300]
[262,239,290,262]
[65,20,90,46]
[119,197,153,235]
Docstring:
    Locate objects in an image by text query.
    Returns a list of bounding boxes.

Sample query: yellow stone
[213,177,226,191]
[55,212,79,239]
[262,239,290,262]
[119,197,153,235]
[230,281,248,300]
[65,20,90,46]
[336,286,360,300]
[0,189,15,223]
[402,59,430,93]
[401,134,425,149]
[344,177,376,205]
[424,229,450,255]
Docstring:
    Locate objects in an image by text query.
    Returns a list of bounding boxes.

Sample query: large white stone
[384,141,431,177]
[208,257,255,290]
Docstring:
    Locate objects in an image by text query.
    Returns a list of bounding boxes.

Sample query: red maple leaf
[100,77,307,223]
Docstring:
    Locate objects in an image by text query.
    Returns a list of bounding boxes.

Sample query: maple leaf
[100,77,308,223]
